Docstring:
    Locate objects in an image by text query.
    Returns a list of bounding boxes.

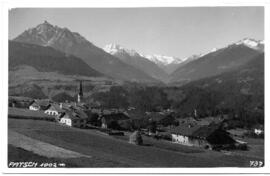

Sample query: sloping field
[9,130,90,159]
[9,119,261,167]
[8,145,129,167]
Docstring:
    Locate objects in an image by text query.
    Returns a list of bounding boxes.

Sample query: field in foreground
[8,118,264,167]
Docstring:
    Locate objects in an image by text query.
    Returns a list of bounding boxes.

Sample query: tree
[92,86,129,109]
[148,121,157,133]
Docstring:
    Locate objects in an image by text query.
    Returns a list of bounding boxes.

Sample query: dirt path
[8,130,91,159]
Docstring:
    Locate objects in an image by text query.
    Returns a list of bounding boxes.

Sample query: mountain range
[9,41,102,77]
[169,40,263,85]
[172,52,264,117]
[11,21,264,87]
[103,44,169,82]
[13,21,159,83]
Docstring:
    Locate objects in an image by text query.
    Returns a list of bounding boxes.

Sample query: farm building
[170,123,235,150]
[59,109,88,128]
[29,100,51,111]
[44,103,64,116]
[101,112,130,129]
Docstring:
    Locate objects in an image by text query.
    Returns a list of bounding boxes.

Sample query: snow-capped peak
[103,43,139,56]
[235,38,264,51]
[104,43,124,54]
[144,54,184,66]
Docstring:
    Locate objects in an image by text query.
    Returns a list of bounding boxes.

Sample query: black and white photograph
[1,0,269,173]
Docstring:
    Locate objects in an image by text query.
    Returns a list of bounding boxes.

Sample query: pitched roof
[62,111,80,120]
[170,124,201,137]
[192,124,220,138]
[31,99,51,107]
[196,117,224,126]
[177,117,224,126]
[170,123,221,139]
[46,103,64,112]
[61,109,88,120]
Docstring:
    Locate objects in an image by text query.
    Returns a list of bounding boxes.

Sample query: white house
[44,103,64,116]
[29,102,40,111]
[29,100,50,111]
[59,110,87,128]
[254,128,263,135]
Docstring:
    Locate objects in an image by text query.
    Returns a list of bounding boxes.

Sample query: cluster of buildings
[9,81,131,130]
[9,81,88,128]
[8,81,263,151]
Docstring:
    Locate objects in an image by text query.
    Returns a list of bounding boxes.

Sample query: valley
[7,19,265,168]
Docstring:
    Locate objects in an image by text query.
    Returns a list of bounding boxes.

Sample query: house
[254,124,264,135]
[59,109,88,128]
[101,112,130,129]
[170,123,235,150]
[29,100,51,111]
[254,128,264,135]
[44,103,64,116]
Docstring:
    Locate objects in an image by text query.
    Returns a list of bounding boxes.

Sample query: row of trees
[91,86,170,112]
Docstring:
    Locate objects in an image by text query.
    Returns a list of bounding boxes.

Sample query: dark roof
[61,109,88,120]
[31,99,51,107]
[47,103,64,112]
[192,124,220,138]
[170,124,201,137]
[177,117,224,126]
[196,117,224,126]
[62,111,80,120]
[170,124,221,139]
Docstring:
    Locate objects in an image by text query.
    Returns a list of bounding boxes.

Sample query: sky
[9,7,264,59]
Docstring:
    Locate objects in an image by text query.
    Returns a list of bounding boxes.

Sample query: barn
[170,123,235,150]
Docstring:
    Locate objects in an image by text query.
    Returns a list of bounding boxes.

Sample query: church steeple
[78,80,83,103]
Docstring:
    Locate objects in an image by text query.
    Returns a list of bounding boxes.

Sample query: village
[8,81,264,153]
